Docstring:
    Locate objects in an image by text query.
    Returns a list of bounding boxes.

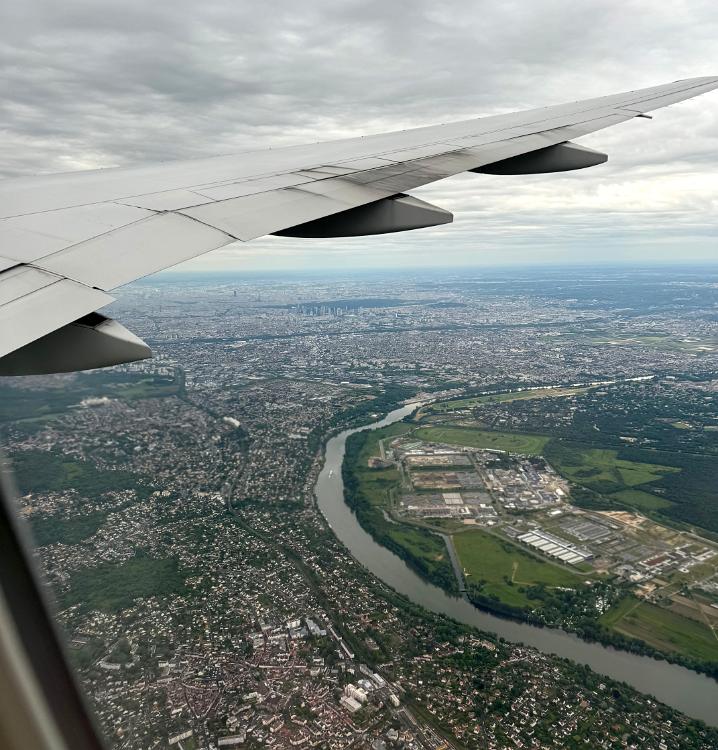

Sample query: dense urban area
[1,266,718,749]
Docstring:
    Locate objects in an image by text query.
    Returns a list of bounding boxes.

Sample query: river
[315,404,718,726]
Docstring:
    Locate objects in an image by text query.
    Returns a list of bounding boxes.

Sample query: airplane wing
[1,76,717,375]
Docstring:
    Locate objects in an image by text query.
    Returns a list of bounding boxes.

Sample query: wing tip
[676,75,718,86]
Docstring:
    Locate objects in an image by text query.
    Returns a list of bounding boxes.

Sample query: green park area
[547,445,679,489]
[543,443,681,509]
[63,554,188,612]
[11,449,143,498]
[414,426,549,454]
[12,449,149,548]
[453,530,587,608]
[31,510,108,546]
[601,596,718,663]
[352,422,410,507]
[609,489,673,511]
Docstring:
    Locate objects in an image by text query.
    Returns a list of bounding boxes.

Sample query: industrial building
[518,529,593,565]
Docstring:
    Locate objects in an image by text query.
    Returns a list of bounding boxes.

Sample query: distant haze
[1,0,716,270]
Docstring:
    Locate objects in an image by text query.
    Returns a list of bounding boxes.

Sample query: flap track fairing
[473,141,607,175]
[0,313,151,376]
[274,193,452,238]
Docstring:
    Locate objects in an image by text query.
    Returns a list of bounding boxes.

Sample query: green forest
[0,371,181,424]
[63,553,188,612]
[11,449,145,498]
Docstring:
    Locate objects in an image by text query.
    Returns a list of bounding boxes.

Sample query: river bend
[315,404,718,726]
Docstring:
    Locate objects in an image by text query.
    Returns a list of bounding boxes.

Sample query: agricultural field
[601,596,718,663]
[414,426,549,454]
[454,529,587,609]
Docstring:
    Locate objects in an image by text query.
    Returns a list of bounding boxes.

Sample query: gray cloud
[0,0,716,268]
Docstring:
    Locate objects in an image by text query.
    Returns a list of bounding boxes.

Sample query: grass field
[361,422,412,463]
[358,465,401,506]
[414,426,549,454]
[601,596,718,662]
[546,444,680,493]
[454,530,585,608]
[385,525,449,566]
[600,595,640,627]
[429,386,590,412]
[609,489,674,510]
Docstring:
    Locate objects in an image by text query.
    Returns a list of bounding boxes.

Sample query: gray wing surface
[1,76,717,374]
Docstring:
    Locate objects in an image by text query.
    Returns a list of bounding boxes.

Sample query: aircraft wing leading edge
[0,77,717,374]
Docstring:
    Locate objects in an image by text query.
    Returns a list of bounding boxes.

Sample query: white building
[345,683,368,704]
[340,695,362,714]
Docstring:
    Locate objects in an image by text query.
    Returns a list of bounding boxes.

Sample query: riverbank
[342,413,718,681]
[342,420,458,595]
[315,404,718,726]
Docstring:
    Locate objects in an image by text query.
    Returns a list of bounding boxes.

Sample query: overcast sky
[1,0,717,271]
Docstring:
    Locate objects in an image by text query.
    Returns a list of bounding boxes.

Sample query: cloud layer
[1,0,716,269]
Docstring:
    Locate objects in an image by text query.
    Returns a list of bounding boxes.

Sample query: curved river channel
[315,404,718,726]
